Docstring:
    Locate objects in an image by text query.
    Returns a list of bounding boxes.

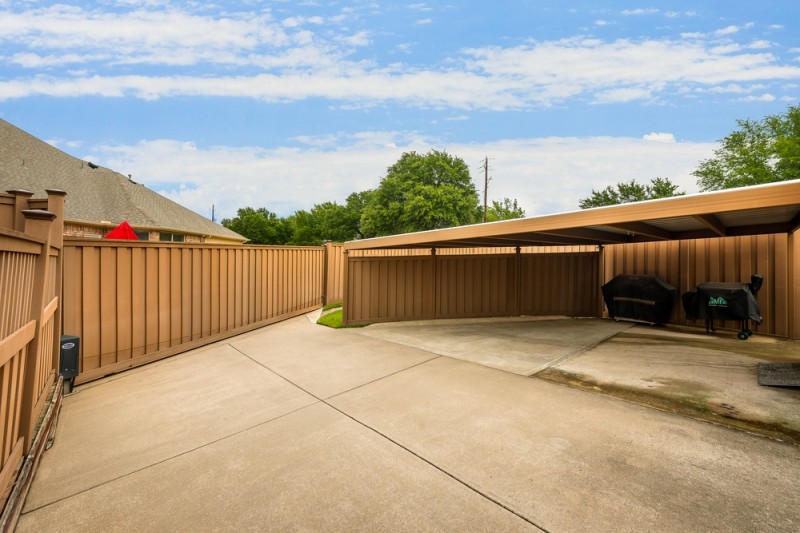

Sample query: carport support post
[789,228,798,340]
[430,248,437,319]
[342,249,350,325]
[515,246,522,316]
[597,244,606,319]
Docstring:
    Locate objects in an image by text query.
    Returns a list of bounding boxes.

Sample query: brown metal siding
[435,255,518,318]
[345,252,600,325]
[520,253,600,317]
[345,256,435,324]
[603,234,789,336]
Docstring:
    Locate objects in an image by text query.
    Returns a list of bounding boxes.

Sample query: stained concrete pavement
[17,315,800,532]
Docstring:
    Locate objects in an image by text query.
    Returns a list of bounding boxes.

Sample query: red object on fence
[103,221,139,240]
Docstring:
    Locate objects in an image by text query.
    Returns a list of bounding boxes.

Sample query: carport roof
[344,180,800,250]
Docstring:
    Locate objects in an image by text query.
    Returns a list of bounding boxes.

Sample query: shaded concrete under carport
[352,316,634,375]
[17,315,800,532]
[354,316,800,444]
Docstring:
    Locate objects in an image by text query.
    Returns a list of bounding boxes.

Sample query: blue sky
[1,1,798,221]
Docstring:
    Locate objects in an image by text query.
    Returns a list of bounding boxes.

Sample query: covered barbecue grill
[681,275,764,340]
[601,274,676,325]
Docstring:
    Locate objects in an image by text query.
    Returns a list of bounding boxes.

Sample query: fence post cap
[21,209,57,221]
[45,189,67,197]
[6,188,34,197]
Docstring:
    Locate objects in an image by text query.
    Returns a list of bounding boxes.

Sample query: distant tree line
[578,104,800,208]
[222,150,526,245]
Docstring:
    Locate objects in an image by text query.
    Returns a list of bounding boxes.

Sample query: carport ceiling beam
[693,214,727,237]
[488,233,602,245]
[605,222,674,240]
[436,235,585,247]
[725,221,797,237]
[535,228,633,244]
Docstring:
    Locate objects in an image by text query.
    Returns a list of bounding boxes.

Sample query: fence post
[342,250,350,324]
[17,208,56,453]
[323,241,330,306]
[6,190,33,232]
[45,190,66,376]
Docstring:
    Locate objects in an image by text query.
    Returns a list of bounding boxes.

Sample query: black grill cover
[601,274,676,325]
[682,282,762,324]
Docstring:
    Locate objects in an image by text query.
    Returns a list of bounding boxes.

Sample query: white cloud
[705,83,766,94]
[415,18,432,25]
[1,6,290,53]
[594,86,659,104]
[643,133,676,143]
[715,25,740,36]
[2,5,799,111]
[738,93,776,102]
[88,133,715,220]
[621,9,659,16]
[747,40,771,50]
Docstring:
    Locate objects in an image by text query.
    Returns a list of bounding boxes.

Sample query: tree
[221,207,292,244]
[485,197,525,222]
[286,191,374,245]
[579,177,684,209]
[360,150,481,237]
[694,104,800,191]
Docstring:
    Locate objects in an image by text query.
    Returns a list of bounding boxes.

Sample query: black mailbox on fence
[60,335,79,392]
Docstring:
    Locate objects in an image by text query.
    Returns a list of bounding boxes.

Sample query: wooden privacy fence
[62,241,330,384]
[1,189,64,514]
[343,250,600,325]
[324,242,344,304]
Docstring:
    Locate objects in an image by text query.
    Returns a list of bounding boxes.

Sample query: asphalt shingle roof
[0,119,245,242]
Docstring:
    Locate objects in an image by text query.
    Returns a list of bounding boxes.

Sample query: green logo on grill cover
[708,296,728,307]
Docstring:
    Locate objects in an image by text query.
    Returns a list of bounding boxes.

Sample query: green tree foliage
[694,104,800,191]
[288,192,372,245]
[579,177,684,209]
[485,197,525,222]
[221,207,292,244]
[360,150,481,237]
[222,152,525,243]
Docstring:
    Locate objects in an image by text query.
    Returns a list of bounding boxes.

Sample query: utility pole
[482,156,491,223]
[211,204,215,223]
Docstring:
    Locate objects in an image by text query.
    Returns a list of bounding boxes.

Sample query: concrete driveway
[17,314,800,532]
[354,315,800,443]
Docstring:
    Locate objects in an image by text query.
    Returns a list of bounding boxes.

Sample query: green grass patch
[317,309,344,328]
[322,301,343,311]
[316,309,366,329]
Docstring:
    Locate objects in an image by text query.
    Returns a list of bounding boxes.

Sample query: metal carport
[342,181,800,338]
